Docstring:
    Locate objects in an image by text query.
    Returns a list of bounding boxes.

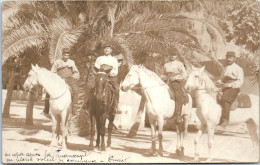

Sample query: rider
[217,51,244,126]
[51,48,80,115]
[83,45,119,112]
[163,52,187,124]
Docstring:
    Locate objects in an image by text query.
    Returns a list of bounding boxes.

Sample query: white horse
[184,66,259,162]
[121,65,192,156]
[23,64,71,149]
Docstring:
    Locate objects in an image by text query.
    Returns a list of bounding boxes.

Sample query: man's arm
[226,67,244,88]
[110,58,118,76]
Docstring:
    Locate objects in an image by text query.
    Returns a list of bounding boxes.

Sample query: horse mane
[200,71,217,93]
[39,67,67,87]
[142,66,166,86]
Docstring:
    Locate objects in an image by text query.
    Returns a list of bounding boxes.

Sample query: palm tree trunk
[25,89,35,125]
[2,69,16,118]
[127,94,146,137]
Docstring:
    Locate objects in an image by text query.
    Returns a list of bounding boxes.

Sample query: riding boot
[219,101,230,126]
[173,100,183,124]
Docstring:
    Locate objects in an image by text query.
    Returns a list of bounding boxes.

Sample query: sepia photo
[1,0,259,163]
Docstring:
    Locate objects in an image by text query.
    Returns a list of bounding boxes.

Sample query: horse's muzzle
[121,86,128,92]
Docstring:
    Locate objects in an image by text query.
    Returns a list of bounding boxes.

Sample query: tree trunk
[127,95,146,137]
[2,69,16,118]
[25,90,35,125]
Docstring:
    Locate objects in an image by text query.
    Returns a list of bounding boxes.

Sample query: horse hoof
[158,150,163,157]
[101,145,106,151]
[194,157,200,163]
[180,147,184,156]
[89,145,94,151]
[175,149,180,155]
[148,149,156,156]
[206,158,213,162]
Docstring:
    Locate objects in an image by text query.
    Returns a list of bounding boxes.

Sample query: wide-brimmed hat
[225,51,236,57]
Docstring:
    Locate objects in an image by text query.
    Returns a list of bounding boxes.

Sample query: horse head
[184,66,206,92]
[185,66,217,93]
[95,72,109,103]
[23,64,42,91]
[121,65,140,92]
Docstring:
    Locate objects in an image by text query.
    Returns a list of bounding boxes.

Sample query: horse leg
[89,113,95,150]
[100,113,107,151]
[96,115,101,148]
[148,117,156,156]
[179,114,189,156]
[175,124,181,155]
[206,123,216,162]
[157,117,164,156]
[50,113,58,147]
[194,124,206,162]
[245,118,259,160]
[60,111,67,149]
[107,114,115,148]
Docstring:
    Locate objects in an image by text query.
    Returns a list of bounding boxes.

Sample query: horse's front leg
[158,117,164,156]
[206,123,216,162]
[179,114,189,156]
[107,114,115,148]
[50,112,58,147]
[89,112,95,150]
[60,111,67,149]
[96,115,101,148]
[148,116,156,156]
[100,113,107,151]
[194,124,206,162]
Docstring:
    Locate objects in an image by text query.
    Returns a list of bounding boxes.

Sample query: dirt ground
[2,95,259,163]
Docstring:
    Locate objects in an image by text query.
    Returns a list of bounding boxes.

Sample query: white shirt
[163,60,187,80]
[94,55,118,76]
[51,59,80,79]
[220,63,244,88]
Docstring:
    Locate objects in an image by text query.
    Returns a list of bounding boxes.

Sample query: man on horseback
[163,53,187,124]
[51,48,80,115]
[217,51,244,126]
[83,45,119,113]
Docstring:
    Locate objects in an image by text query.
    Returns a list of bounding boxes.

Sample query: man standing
[51,48,80,115]
[163,53,187,124]
[217,51,244,126]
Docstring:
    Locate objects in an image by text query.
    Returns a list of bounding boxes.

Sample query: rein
[29,86,69,101]
[131,83,167,91]
[28,69,69,101]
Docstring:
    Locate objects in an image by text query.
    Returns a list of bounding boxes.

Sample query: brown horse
[88,71,116,151]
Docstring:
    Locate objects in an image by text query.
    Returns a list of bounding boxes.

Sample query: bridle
[125,68,168,91]
[26,69,69,101]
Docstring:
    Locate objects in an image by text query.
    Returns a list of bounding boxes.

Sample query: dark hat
[103,44,111,49]
[62,48,70,53]
[226,51,236,57]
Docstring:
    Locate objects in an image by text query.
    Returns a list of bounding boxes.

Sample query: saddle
[168,87,189,105]
[230,93,252,110]
[217,92,252,110]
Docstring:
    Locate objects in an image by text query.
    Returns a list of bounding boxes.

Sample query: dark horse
[88,69,117,151]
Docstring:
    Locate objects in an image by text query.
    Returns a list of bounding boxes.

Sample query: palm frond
[2,21,47,64]
[49,17,83,64]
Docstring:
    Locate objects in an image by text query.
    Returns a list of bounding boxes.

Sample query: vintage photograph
[2,0,259,163]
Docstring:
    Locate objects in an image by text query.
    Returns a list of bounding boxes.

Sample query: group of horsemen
[45,45,244,127]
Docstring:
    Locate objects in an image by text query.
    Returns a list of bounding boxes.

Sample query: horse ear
[200,66,205,73]
[35,64,40,69]
[31,64,36,71]
[191,65,196,71]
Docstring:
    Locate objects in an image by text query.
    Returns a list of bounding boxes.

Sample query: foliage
[223,0,259,53]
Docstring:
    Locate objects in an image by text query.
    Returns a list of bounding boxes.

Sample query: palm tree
[2,1,227,130]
